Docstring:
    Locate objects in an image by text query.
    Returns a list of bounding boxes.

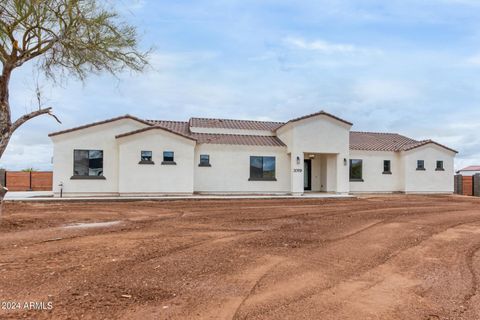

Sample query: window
[249,156,276,181]
[436,160,444,171]
[417,160,425,171]
[383,160,391,174]
[199,154,210,167]
[349,159,363,181]
[72,150,104,179]
[162,151,176,165]
[139,151,153,164]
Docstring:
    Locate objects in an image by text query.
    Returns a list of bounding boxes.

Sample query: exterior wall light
[344,158,347,166]
[296,156,300,165]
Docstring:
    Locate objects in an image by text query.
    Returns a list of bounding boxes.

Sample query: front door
[304,159,312,191]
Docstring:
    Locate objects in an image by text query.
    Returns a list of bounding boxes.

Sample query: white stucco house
[456,166,480,176]
[48,111,457,197]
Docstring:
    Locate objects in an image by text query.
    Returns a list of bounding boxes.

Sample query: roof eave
[48,115,152,137]
[276,110,353,131]
[115,126,197,141]
[403,140,458,154]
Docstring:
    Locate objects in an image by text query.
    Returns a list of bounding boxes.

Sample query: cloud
[148,51,219,71]
[0,137,52,171]
[466,54,480,66]
[353,80,420,103]
[283,37,382,55]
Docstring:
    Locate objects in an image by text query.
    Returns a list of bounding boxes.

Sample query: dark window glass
[163,151,174,162]
[141,151,152,161]
[74,150,103,176]
[249,156,276,180]
[200,154,210,165]
[383,160,391,173]
[349,159,363,180]
[417,160,425,170]
[436,160,444,170]
[263,157,276,178]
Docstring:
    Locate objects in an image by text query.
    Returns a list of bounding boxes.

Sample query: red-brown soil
[1,195,480,319]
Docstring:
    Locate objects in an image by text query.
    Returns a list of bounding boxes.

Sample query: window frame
[199,154,211,167]
[139,150,154,164]
[71,149,105,180]
[436,160,445,171]
[349,159,363,182]
[162,151,176,165]
[248,156,276,181]
[383,160,392,174]
[416,160,426,171]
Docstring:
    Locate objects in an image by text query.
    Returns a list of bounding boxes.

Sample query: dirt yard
[1,195,480,319]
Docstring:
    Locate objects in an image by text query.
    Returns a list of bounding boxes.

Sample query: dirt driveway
[1,195,480,319]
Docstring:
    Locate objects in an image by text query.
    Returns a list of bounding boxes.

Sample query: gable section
[276,110,353,132]
[49,115,152,138]
[402,140,458,155]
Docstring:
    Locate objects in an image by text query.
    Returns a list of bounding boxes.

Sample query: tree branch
[11,107,61,133]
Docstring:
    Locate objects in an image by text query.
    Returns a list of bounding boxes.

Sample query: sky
[2,0,480,171]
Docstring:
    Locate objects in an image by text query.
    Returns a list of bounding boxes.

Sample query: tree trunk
[0,63,14,210]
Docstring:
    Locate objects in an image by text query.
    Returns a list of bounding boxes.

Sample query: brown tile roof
[191,133,286,147]
[458,166,480,171]
[350,132,458,153]
[115,126,196,141]
[50,113,455,152]
[350,131,419,152]
[49,115,152,137]
[126,120,286,147]
[188,117,284,131]
[147,120,191,135]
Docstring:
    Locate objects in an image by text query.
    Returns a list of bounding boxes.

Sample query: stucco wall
[193,144,290,193]
[50,119,148,197]
[277,115,350,194]
[402,145,455,193]
[117,129,196,195]
[349,150,404,193]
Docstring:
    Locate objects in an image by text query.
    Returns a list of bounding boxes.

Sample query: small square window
[417,160,425,170]
[199,154,210,166]
[162,151,176,165]
[141,151,152,161]
[436,160,444,171]
[383,160,391,174]
[163,151,174,162]
[139,151,154,164]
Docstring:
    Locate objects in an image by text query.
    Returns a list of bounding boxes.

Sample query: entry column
[290,152,304,196]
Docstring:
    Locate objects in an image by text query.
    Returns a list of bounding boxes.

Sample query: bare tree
[0,0,149,200]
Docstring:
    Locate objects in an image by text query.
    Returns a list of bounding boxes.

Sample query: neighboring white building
[456,166,480,176]
[48,111,457,197]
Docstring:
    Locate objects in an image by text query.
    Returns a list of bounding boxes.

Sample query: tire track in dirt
[229,219,388,319]
[236,218,480,319]
[463,243,480,305]
[231,257,285,320]
[231,211,480,318]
